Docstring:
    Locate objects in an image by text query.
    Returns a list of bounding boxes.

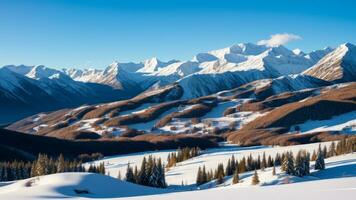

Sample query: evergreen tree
[272,164,276,176]
[281,152,294,175]
[57,154,65,173]
[125,162,135,183]
[232,168,239,184]
[311,150,317,161]
[149,161,159,187]
[196,166,202,185]
[294,151,303,177]
[138,157,148,185]
[315,145,325,170]
[202,165,207,184]
[274,153,282,166]
[238,157,247,173]
[251,170,260,185]
[328,142,336,157]
[261,152,267,170]
[157,158,166,188]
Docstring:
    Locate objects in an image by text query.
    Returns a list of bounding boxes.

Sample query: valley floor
[0,142,355,199]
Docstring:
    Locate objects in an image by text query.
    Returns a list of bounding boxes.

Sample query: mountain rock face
[0,66,137,124]
[1,42,356,124]
[303,43,356,82]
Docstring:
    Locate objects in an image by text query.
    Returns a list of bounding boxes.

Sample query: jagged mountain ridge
[2,42,355,124]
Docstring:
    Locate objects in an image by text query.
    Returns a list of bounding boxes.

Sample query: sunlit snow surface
[1,142,355,200]
[297,111,356,134]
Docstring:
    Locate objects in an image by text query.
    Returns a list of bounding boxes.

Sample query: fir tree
[251,170,260,185]
[57,154,65,173]
[138,157,148,185]
[281,152,294,175]
[315,145,325,170]
[125,162,135,183]
[232,168,239,184]
[196,166,202,185]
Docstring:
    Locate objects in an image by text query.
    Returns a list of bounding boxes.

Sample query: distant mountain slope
[0,67,138,124]
[303,43,356,82]
[1,42,355,123]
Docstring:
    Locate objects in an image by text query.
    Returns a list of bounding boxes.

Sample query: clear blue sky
[1,0,356,69]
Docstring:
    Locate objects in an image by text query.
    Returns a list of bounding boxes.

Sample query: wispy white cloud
[258,33,302,47]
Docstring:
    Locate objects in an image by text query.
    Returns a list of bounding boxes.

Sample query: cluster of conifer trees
[196,138,355,186]
[0,154,105,182]
[167,147,201,168]
[125,155,166,188]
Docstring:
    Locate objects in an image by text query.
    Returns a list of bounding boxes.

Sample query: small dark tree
[315,145,325,170]
[232,168,239,184]
[251,170,260,185]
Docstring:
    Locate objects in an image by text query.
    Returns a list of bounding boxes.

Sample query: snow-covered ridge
[1,42,355,124]
[303,43,356,82]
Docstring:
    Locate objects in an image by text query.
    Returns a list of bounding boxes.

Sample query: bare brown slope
[237,89,317,112]
[243,83,356,130]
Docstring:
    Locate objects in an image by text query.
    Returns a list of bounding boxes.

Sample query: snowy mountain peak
[303,42,356,82]
[230,42,268,55]
[293,48,304,55]
[138,57,179,73]
[209,43,268,59]
[26,65,69,80]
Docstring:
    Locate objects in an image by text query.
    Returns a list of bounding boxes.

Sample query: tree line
[125,155,166,188]
[196,138,355,186]
[0,154,105,182]
[167,147,201,168]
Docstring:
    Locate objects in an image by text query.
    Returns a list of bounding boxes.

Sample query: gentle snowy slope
[1,145,355,200]
[84,142,338,186]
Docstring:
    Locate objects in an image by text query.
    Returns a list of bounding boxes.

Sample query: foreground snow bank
[133,177,356,200]
[0,172,167,199]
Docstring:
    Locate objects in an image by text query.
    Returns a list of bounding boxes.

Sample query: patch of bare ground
[226,83,356,146]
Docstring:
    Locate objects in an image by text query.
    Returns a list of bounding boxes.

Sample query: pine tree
[125,162,135,183]
[251,170,260,185]
[281,152,294,175]
[272,165,276,176]
[267,155,274,167]
[225,159,233,176]
[232,168,239,184]
[202,165,207,184]
[315,145,325,170]
[157,158,166,188]
[303,152,310,175]
[238,157,247,173]
[261,152,267,170]
[322,145,328,158]
[328,142,336,157]
[57,154,65,173]
[196,166,202,185]
[294,150,303,177]
[138,157,148,185]
[149,161,159,187]
[274,153,282,166]
[311,150,317,161]
[215,163,225,184]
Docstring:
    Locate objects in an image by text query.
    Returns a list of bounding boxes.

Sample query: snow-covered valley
[1,142,355,200]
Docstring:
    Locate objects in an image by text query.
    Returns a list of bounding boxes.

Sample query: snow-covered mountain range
[1,42,356,124]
